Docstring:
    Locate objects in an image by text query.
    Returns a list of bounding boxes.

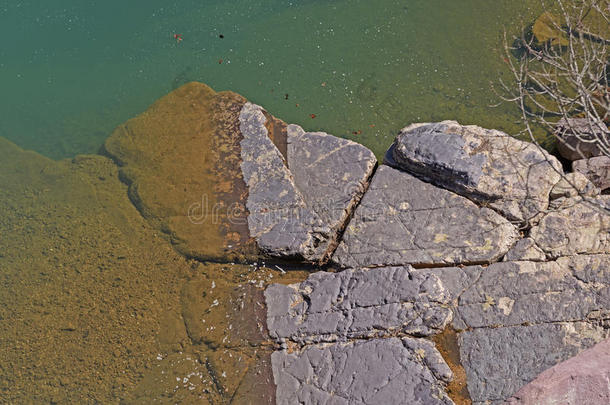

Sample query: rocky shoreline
[2,81,608,403]
[103,82,610,404]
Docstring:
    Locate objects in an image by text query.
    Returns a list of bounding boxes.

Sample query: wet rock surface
[386,120,562,223]
[332,165,518,268]
[506,337,610,405]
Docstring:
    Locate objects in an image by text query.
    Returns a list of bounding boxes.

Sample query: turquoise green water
[1,0,542,159]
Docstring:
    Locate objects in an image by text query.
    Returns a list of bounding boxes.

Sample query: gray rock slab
[332,165,519,268]
[459,322,609,404]
[530,195,610,258]
[506,337,610,405]
[239,103,331,261]
[453,255,610,330]
[573,156,610,192]
[286,124,377,261]
[386,120,563,223]
[265,266,454,344]
[271,337,454,405]
[502,237,546,261]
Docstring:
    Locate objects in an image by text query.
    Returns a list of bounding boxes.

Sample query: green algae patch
[0,138,310,403]
[103,82,257,263]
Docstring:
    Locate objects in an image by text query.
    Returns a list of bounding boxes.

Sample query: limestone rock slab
[332,165,519,268]
[453,255,610,330]
[530,195,610,257]
[265,266,453,344]
[459,322,609,404]
[239,103,329,261]
[386,120,563,223]
[272,337,454,405]
[502,237,546,261]
[506,337,610,405]
[286,124,377,260]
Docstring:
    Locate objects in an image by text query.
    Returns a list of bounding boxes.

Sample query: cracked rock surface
[386,120,563,223]
[265,266,455,344]
[272,337,454,405]
[332,165,519,268]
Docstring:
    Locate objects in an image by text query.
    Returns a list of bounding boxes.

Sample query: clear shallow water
[1,0,542,159]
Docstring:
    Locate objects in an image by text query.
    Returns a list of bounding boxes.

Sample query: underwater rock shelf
[104,83,609,404]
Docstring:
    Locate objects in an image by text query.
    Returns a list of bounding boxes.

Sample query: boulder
[332,165,519,268]
[506,338,610,405]
[103,82,375,263]
[271,338,453,405]
[573,156,610,192]
[555,117,609,161]
[530,195,610,258]
[386,120,563,223]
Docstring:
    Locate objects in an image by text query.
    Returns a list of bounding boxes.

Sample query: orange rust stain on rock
[431,327,472,405]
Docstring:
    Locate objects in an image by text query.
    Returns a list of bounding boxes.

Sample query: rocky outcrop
[104,83,375,263]
[573,156,610,193]
[266,254,609,404]
[506,338,610,405]
[332,165,518,268]
[385,120,563,223]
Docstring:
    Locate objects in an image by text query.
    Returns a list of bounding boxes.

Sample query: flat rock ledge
[262,118,609,404]
[272,338,454,405]
[100,85,610,404]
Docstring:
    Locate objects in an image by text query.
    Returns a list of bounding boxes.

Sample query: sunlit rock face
[104,82,376,264]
